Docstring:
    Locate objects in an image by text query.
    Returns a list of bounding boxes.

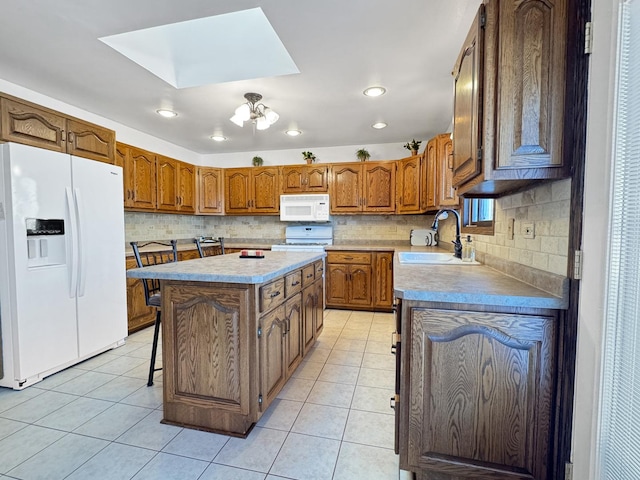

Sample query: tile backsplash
[124,179,570,277]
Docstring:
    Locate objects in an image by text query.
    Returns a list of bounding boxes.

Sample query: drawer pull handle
[291,281,300,286]
[270,291,281,298]
[306,273,314,279]
[344,256,353,260]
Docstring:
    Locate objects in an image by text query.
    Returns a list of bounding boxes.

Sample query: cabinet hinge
[573,250,583,280]
[584,22,593,54]
[257,326,262,338]
[258,394,263,405]
[477,148,483,161]
[565,461,573,480]
[480,9,486,28]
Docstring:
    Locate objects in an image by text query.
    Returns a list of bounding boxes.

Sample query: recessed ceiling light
[363,86,386,97]
[286,129,302,137]
[210,135,226,142]
[156,109,178,118]
[372,122,388,129]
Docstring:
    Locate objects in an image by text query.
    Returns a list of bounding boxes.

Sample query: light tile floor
[0,309,413,480]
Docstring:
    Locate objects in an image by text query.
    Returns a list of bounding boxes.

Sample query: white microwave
[280,194,330,222]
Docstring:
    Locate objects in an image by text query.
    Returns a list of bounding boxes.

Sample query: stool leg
[148,310,162,387]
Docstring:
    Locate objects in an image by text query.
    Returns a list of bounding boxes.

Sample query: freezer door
[71,156,127,357]
[0,143,78,382]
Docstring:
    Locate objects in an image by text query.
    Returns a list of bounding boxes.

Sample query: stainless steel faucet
[431,209,463,259]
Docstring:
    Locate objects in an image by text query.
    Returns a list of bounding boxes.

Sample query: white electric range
[271,225,333,252]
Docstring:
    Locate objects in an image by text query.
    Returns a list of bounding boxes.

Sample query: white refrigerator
[0,142,127,389]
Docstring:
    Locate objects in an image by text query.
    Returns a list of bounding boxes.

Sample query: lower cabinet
[326,250,393,312]
[125,257,155,333]
[397,301,559,480]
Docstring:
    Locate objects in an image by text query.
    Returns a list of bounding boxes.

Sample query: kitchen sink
[397,251,479,265]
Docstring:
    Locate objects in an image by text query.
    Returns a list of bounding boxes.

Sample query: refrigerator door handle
[74,188,87,297]
[65,187,78,298]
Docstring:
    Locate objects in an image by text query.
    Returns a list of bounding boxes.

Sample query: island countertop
[126,250,326,284]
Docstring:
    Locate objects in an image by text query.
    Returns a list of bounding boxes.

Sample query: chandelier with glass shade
[230,93,279,130]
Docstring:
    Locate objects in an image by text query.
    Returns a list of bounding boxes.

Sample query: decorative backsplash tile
[124,179,570,277]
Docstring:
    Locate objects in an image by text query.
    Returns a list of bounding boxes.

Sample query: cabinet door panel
[178,162,196,213]
[302,286,316,354]
[225,169,251,213]
[396,156,422,214]
[331,165,362,213]
[363,163,395,212]
[349,265,372,307]
[306,166,329,192]
[408,308,556,479]
[197,167,224,214]
[437,137,460,208]
[157,156,178,211]
[373,252,394,310]
[286,294,303,376]
[281,166,305,193]
[252,168,279,213]
[326,264,349,306]
[452,5,484,187]
[424,140,438,211]
[66,118,115,164]
[129,147,156,210]
[260,305,287,410]
[0,97,65,153]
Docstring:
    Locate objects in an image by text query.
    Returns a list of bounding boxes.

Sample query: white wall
[572,0,618,477]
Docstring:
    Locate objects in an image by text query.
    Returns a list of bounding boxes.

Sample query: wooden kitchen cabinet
[197,166,224,214]
[330,161,395,214]
[423,139,439,211]
[0,94,116,164]
[396,155,423,214]
[224,167,280,215]
[398,302,558,479]
[281,164,329,193]
[373,252,394,310]
[125,257,156,333]
[453,0,570,196]
[259,304,288,410]
[326,251,373,309]
[436,134,460,208]
[118,143,157,211]
[285,293,304,377]
[157,155,196,213]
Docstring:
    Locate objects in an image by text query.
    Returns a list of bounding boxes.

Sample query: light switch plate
[507,218,515,240]
[523,222,535,239]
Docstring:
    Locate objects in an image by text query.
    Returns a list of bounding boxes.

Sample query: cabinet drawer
[260,278,285,312]
[327,251,371,264]
[285,271,302,297]
[302,265,316,287]
[314,260,324,278]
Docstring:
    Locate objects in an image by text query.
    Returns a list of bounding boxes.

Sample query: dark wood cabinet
[157,156,196,213]
[118,143,157,211]
[281,164,329,193]
[125,257,156,333]
[259,304,288,410]
[373,252,394,310]
[1,94,115,164]
[398,302,559,479]
[285,293,304,377]
[453,0,571,197]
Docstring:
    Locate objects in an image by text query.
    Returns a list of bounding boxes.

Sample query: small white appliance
[410,229,439,246]
[271,225,333,252]
[0,143,127,389]
[280,194,330,222]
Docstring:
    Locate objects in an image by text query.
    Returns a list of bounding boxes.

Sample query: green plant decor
[301,151,316,163]
[403,139,422,154]
[356,148,371,161]
[252,156,264,167]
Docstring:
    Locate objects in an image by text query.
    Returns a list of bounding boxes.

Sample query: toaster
[410,229,438,246]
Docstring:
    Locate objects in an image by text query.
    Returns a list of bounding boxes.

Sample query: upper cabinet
[0,94,115,164]
[156,155,196,213]
[281,164,329,193]
[396,155,423,214]
[330,161,396,214]
[117,143,157,211]
[453,0,570,196]
[197,167,224,215]
[224,167,280,215]
[433,133,460,209]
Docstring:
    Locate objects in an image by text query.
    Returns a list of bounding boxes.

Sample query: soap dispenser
[462,235,475,262]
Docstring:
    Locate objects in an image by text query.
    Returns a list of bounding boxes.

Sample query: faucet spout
[432,209,463,259]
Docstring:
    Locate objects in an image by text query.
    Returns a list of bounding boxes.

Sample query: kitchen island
[126,251,326,437]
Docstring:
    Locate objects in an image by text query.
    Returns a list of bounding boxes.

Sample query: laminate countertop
[125,250,325,284]
[393,259,568,309]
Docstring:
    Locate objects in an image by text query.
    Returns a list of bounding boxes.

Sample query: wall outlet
[507,218,515,240]
[523,222,535,239]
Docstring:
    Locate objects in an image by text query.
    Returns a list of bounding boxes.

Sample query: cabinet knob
[68,131,74,143]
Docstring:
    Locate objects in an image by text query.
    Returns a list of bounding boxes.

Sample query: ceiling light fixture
[230,92,279,130]
[156,109,178,118]
[372,122,388,129]
[363,86,386,97]
[210,135,226,141]
[286,129,302,137]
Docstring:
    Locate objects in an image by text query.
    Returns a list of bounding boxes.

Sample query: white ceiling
[0,0,482,155]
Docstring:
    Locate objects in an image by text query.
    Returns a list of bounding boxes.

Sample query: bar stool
[194,236,225,258]
[130,240,178,386]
